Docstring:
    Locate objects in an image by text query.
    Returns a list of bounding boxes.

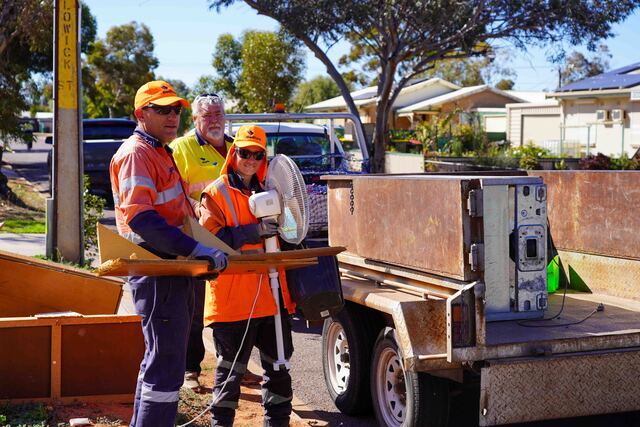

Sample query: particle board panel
[351,176,480,280]
[534,171,640,260]
[0,250,123,317]
[61,322,144,396]
[0,315,143,403]
[0,326,51,399]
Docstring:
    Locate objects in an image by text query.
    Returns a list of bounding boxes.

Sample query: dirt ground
[0,173,46,222]
[47,357,310,427]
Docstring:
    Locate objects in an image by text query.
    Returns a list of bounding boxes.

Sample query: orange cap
[134,80,189,111]
[234,125,267,150]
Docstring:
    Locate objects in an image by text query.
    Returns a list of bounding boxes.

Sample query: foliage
[510,143,551,170]
[291,76,341,112]
[578,153,640,170]
[415,111,489,156]
[0,402,48,426]
[209,0,640,172]
[83,175,106,264]
[211,30,305,113]
[0,218,46,233]
[84,22,158,118]
[495,79,515,90]
[559,44,611,87]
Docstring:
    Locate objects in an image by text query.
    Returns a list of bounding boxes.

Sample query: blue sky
[83,0,640,92]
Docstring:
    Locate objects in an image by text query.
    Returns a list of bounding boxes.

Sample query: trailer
[320,171,640,426]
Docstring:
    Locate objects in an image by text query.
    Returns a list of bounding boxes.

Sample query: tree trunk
[371,99,391,173]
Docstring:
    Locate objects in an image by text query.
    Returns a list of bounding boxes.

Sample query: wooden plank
[97,223,159,263]
[0,250,122,317]
[95,257,317,277]
[50,321,61,399]
[183,217,239,255]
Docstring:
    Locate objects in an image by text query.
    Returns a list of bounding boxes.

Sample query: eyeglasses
[143,104,182,115]
[237,148,266,161]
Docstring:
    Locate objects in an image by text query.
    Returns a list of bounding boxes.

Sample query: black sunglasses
[237,148,266,161]
[144,104,182,115]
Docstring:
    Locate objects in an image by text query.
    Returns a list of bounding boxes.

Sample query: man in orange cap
[198,125,296,427]
[110,80,228,427]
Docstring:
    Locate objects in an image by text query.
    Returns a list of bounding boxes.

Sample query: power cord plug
[596,303,605,312]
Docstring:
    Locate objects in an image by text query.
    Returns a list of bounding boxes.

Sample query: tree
[211,30,305,113]
[291,76,341,112]
[559,44,612,87]
[84,22,158,118]
[209,0,640,172]
[495,79,515,90]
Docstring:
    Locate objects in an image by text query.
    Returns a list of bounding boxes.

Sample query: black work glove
[257,218,279,238]
[190,243,228,280]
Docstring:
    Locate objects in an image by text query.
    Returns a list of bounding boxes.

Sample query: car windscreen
[83,122,136,140]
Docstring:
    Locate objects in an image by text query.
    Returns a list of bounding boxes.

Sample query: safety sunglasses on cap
[144,104,182,115]
[237,148,266,161]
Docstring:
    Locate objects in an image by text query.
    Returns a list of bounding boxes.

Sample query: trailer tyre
[371,327,449,427]
[322,304,379,415]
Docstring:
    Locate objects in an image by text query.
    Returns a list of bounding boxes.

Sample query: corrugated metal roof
[559,62,640,91]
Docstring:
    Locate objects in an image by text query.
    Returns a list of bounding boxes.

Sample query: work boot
[183,371,201,391]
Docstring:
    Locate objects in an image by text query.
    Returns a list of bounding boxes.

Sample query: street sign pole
[48,0,84,264]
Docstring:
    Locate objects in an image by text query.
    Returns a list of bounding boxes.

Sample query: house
[396,85,529,140]
[505,100,562,152]
[549,62,640,157]
[304,78,460,133]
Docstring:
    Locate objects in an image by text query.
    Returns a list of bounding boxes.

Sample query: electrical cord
[517,257,604,328]
[178,273,264,427]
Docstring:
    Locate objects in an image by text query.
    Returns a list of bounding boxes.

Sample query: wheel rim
[374,346,406,426]
[325,321,350,394]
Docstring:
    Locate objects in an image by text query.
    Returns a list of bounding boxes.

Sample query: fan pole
[265,236,290,371]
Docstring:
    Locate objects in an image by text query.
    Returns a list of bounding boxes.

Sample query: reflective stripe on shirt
[155,181,184,205]
[215,179,239,226]
[120,175,157,193]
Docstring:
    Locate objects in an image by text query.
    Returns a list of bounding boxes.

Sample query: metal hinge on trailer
[467,189,483,217]
[469,243,484,271]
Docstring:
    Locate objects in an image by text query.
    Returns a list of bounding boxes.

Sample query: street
[3,138,639,427]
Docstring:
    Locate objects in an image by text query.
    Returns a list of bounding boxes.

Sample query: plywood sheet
[97,223,159,263]
[0,250,123,317]
[183,217,239,255]
[534,171,640,260]
[96,257,318,277]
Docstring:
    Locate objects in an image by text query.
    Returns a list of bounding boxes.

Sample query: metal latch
[467,189,483,217]
[469,243,484,271]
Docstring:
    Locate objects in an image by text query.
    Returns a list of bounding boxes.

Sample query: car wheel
[371,327,449,427]
[322,303,380,415]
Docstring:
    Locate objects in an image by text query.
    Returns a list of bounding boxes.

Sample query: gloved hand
[257,218,279,238]
[190,243,228,279]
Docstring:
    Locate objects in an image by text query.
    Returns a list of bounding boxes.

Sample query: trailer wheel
[371,328,449,427]
[322,304,378,415]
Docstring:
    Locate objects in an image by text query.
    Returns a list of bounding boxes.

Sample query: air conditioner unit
[595,109,608,122]
[611,109,625,121]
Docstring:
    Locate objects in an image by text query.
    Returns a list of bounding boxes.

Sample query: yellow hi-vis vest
[169,130,232,201]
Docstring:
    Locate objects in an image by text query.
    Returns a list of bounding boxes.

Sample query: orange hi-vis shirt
[110,130,194,243]
[199,144,295,324]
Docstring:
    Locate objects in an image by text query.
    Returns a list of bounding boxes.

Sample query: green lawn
[0,218,46,233]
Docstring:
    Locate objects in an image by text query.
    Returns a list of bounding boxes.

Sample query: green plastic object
[547,255,560,294]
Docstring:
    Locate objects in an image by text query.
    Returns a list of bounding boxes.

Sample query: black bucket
[285,254,344,322]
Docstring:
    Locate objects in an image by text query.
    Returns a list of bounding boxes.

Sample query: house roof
[304,78,460,111]
[557,62,640,92]
[396,85,526,113]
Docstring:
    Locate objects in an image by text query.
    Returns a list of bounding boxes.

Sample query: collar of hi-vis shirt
[228,166,262,195]
[195,129,231,158]
[134,127,172,153]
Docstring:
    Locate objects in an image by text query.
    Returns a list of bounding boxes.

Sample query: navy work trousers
[128,275,195,427]
[185,279,206,374]
[210,315,294,427]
